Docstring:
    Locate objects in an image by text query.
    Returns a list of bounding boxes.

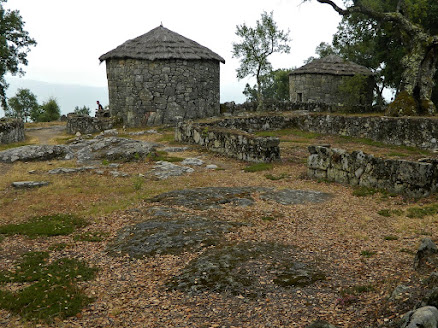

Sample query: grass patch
[378,209,404,217]
[157,133,175,143]
[360,250,376,258]
[147,151,184,163]
[49,242,68,251]
[0,214,87,237]
[243,163,273,172]
[261,216,276,221]
[0,251,97,323]
[73,231,109,242]
[406,204,438,219]
[378,209,391,217]
[353,186,378,197]
[132,176,144,190]
[384,235,399,241]
[265,173,289,181]
[386,151,408,158]
[0,140,33,151]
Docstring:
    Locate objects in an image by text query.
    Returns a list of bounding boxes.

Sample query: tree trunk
[256,70,264,111]
[400,42,438,114]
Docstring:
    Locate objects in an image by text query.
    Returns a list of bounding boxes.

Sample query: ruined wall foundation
[0,118,25,144]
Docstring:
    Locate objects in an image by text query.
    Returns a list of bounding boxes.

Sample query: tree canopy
[0,0,36,111]
[31,97,61,122]
[6,88,38,122]
[306,0,438,115]
[232,11,291,109]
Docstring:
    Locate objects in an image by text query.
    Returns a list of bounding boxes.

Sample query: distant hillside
[1,77,109,117]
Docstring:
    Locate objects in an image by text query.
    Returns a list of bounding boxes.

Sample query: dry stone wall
[209,113,438,151]
[307,145,438,198]
[106,59,220,127]
[66,115,114,135]
[0,118,25,144]
[175,122,280,163]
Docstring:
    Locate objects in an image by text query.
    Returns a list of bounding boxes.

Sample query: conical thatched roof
[290,55,372,76]
[99,25,225,63]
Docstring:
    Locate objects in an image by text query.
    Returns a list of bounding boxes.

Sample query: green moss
[406,204,438,219]
[146,151,184,163]
[265,173,288,180]
[243,163,273,172]
[386,91,418,117]
[360,250,376,258]
[384,235,399,241]
[353,186,378,197]
[0,214,87,237]
[0,252,97,323]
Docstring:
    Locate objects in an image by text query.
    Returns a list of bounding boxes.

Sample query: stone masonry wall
[289,74,373,106]
[307,145,438,198]
[207,113,438,151]
[66,115,114,135]
[106,59,220,127]
[175,122,280,163]
[0,118,25,144]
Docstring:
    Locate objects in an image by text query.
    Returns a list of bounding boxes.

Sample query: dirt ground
[0,123,437,328]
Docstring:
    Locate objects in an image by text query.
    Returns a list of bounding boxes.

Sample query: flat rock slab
[0,137,157,163]
[0,145,72,163]
[148,187,333,210]
[167,241,325,298]
[107,209,242,258]
[148,187,267,210]
[48,166,97,174]
[260,189,333,205]
[152,161,194,180]
[12,181,50,188]
[70,136,158,163]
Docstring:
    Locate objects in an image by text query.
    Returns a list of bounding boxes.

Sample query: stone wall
[0,118,25,144]
[66,115,114,135]
[206,113,438,151]
[106,59,220,127]
[289,74,374,106]
[307,145,438,198]
[175,122,280,163]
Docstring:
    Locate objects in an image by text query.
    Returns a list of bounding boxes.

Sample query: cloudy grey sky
[4,0,341,105]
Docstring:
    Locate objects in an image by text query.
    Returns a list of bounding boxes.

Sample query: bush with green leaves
[31,97,61,122]
[73,105,90,116]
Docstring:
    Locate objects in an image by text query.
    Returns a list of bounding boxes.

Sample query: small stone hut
[99,25,225,126]
[289,55,374,106]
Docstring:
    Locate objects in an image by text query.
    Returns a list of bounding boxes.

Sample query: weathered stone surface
[147,187,266,210]
[307,146,438,198]
[148,187,333,210]
[401,306,438,328]
[107,209,241,258]
[260,188,333,205]
[167,242,324,297]
[0,145,72,163]
[12,181,50,189]
[414,238,438,270]
[181,158,204,166]
[66,115,114,135]
[176,122,280,163]
[152,161,194,179]
[0,118,24,144]
[48,166,97,174]
[306,320,338,328]
[69,137,157,163]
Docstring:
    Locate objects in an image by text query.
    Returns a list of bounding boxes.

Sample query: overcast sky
[5,0,341,104]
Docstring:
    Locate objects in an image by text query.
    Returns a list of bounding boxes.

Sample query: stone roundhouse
[289,55,374,106]
[99,26,225,126]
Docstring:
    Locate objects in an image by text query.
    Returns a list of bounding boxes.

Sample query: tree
[5,88,38,122]
[232,11,291,109]
[243,68,292,102]
[305,0,438,115]
[31,97,60,122]
[0,0,37,111]
[74,106,90,116]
